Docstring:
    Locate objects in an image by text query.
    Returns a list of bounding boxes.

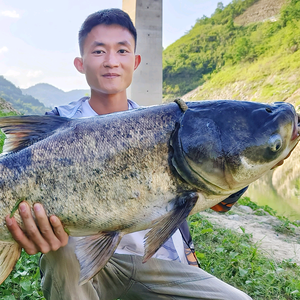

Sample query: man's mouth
[102,73,120,79]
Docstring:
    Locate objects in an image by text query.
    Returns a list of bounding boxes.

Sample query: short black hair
[78,8,137,55]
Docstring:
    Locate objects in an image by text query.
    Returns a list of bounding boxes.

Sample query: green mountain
[22,83,90,108]
[163,0,300,105]
[163,0,300,220]
[0,76,50,115]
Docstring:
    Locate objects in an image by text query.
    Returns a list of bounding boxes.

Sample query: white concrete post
[123,0,163,106]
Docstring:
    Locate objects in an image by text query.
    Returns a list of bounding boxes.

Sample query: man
[6,8,252,300]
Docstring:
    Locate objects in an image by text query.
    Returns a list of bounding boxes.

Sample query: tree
[217,2,224,10]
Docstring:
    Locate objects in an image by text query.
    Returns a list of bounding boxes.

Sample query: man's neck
[88,90,128,115]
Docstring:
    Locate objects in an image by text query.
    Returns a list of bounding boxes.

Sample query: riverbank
[189,201,300,299]
[201,205,300,265]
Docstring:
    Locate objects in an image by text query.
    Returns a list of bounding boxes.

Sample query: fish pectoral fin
[75,231,123,285]
[143,192,198,263]
[0,242,21,285]
[0,115,71,154]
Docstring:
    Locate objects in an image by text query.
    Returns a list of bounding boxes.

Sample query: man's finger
[5,215,39,255]
[19,202,51,253]
[50,215,69,247]
[33,203,62,251]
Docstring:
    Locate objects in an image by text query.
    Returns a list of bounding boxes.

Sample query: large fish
[0,99,299,285]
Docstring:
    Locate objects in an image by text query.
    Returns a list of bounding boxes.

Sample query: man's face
[75,24,140,95]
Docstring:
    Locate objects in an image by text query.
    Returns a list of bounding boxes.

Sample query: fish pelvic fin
[75,231,123,285]
[0,241,21,285]
[143,192,198,263]
[0,115,71,155]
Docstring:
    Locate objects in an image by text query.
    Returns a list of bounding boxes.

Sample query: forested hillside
[0,97,19,115]
[0,76,50,115]
[163,0,300,103]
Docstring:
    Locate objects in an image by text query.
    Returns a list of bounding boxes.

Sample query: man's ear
[134,55,141,70]
[74,57,85,74]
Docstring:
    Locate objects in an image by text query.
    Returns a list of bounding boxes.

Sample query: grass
[189,210,300,300]
[0,252,44,300]
[239,196,300,236]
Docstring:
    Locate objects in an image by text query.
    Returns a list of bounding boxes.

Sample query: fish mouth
[271,113,300,169]
[291,113,300,141]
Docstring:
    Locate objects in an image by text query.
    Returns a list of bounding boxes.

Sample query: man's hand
[5,202,69,255]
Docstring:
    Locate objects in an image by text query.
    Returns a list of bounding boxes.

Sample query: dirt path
[201,205,300,265]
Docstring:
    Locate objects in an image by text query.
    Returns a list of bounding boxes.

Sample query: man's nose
[103,52,119,68]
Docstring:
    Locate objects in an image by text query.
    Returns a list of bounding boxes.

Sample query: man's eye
[93,50,104,54]
[118,49,128,54]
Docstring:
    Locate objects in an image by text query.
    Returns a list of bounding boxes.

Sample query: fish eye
[265,107,272,113]
[268,134,282,152]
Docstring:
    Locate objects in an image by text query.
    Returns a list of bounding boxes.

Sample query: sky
[0,0,232,92]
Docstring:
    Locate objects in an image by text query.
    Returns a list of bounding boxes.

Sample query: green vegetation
[0,76,50,115]
[189,211,300,300]
[239,197,300,236]
[0,252,44,300]
[163,0,300,101]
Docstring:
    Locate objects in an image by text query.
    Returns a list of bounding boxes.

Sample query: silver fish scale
[1,100,296,243]
[0,103,192,240]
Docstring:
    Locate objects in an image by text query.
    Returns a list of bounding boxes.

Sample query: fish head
[171,100,300,195]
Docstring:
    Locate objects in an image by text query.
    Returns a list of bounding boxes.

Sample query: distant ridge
[0,76,49,115]
[22,83,90,108]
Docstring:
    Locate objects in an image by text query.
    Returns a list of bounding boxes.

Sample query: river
[246,183,300,221]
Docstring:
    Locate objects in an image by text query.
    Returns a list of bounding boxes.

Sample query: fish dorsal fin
[75,231,123,285]
[0,241,21,284]
[143,192,198,262]
[0,115,70,155]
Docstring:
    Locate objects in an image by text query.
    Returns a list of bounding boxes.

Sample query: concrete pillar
[123,0,163,106]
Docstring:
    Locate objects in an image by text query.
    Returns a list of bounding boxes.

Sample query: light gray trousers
[40,237,252,300]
